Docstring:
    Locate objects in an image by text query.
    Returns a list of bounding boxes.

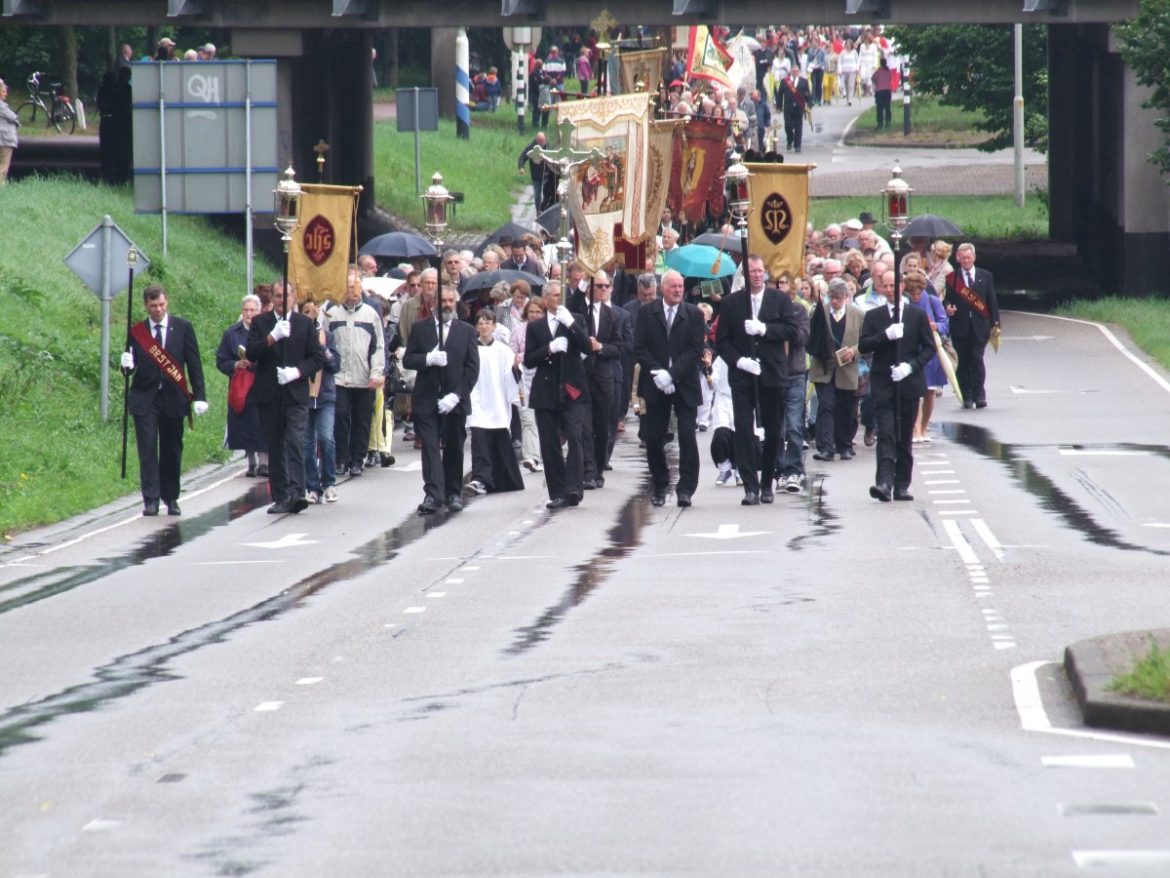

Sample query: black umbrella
[691,231,743,252]
[474,221,542,257]
[902,214,964,238]
[536,204,564,235]
[359,231,436,260]
[460,269,546,300]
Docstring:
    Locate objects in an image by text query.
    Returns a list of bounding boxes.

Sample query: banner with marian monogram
[288,183,362,304]
[555,92,652,276]
[745,163,813,282]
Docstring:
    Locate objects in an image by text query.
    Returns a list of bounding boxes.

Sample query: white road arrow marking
[242,533,318,549]
[686,523,771,540]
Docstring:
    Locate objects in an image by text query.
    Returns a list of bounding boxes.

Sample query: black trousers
[413,407,467,504]
[784,110,803,150]
[260,401,309,503]
[873,388,920,489]
[335,386,374,468]
[133,398,184,503]
[731,382,784,493]
[814,381,857,454]
[588,375,614,477]
[954,334,989,404]
[535,402,586,501]
[875,90,892,129]
[644,396,699,495]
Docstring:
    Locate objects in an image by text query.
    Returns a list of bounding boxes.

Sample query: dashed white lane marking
[925,479,960,485]
[426,591,447,598]
[82,818,123,831]
[929,489,967,495]
[197,560,287,565]
[933,499,972,505]
[403,606,426,614]
[919,469,956,475]
[446,578,465,584]
[1012,661,1170,751]
[1141,523,1170,529]
[938,509,978,515]
[294,677,322,686]
[463,565,480,570]
[1042,755,1135,768]
[1073,850,1170,867]
[254,701,284,712]
[1059,803,1158,816]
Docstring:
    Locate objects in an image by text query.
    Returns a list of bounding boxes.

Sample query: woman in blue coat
[216,294,269,475]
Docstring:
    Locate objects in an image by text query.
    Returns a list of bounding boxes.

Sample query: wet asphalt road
[3,311,1170,876]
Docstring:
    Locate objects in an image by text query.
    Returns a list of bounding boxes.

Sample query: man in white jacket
[326,267,386,477]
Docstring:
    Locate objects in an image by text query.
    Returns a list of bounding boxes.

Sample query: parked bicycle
[15,72,77,135]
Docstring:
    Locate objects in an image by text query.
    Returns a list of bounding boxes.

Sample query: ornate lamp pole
[272,164,303,321]
[724,152,761,422]
[421,171,453,349]
[880,161,912,319]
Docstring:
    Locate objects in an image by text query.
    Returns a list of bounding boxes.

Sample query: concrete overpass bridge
[4,0,1166,295]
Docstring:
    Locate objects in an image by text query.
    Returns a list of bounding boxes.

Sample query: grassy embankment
[0,177,276,539]
[844,95,993,148]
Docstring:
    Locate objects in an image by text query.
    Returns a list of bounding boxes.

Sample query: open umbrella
[460,269,546,299]
[691,231,744,253]
[902,214,963,238]
[362,276,406,299]
[665,244,736,279]
[535,204,564,235]
[932,328,964,406]
[359,231,436,260]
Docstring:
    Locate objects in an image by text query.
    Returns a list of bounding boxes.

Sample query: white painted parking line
[403,606,426,614]
[294,677,322,686]
[943,520,980,565]
[1073,851,1170,868]
[254,701,284,712]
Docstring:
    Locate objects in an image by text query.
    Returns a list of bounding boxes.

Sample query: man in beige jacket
[808,278,864,461]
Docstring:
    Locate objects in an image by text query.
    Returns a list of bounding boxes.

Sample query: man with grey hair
[357,254,379,277]
[945,242,1000,409]
[326,267,386,477]
[808,278,864,463]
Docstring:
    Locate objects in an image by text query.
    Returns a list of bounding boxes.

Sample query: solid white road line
[1025,312,1170,395]
[1042,755,1135,768]
[970,519,1006,561]
[943,519,980,565]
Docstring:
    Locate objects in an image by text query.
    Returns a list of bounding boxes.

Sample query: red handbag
[228,368,255,414]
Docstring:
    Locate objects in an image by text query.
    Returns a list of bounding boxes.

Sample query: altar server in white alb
[466,310,525,495]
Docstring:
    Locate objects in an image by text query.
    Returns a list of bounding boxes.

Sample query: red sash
[131,321,195,424]
[784,78,807,111]
[951,275,991,320]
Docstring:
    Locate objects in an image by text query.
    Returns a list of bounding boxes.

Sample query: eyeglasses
[594,283,612,289]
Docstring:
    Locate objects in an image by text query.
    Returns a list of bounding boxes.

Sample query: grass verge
[1109,640,1170,704]
[0,176,276,538]
[1059,296,1170,372]
[810,195,1048,240]
[843,95,992,148]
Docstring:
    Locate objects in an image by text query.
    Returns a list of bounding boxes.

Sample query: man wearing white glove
[858,269,937,502]
[635,269,705,507]
[714,255,800,505]
[246,279,326,514]
[124,284,207,517]
[402,285,480,514]
[523,282,590,509]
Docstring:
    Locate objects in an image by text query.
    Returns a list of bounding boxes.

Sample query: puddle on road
[0,484,272,616]
[787,472,841,551]
[942,422,1170,557]
[0,498,459,759]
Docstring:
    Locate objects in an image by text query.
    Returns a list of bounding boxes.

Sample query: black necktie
[154,323,163,346]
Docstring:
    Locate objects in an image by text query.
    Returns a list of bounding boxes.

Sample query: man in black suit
[402,285,480,514]
[775,67,812,153]
[582,270,627,488]
[524,282,591,509]
[120,284,209,516]
[858,269,939,502]
[715,255,800,505]
[636,269,706,507]
[945,242,1000,409]
[246,280,326,515]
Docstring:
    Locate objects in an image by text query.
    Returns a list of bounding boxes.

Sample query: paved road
[3,310,1170,876]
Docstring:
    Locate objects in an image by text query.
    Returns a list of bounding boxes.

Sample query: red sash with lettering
[131,321,195,425]
[949,272,990,320]
[783,77,807,111]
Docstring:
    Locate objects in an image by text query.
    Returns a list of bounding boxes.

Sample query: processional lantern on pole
[724,151,753,268]
[272,163,303,317]
[880,161,912,316]
[421,170,453,252]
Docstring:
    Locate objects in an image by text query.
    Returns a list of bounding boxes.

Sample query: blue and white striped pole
[455,27,470,140]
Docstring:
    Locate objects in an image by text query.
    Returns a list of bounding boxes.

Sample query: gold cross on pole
[313,139,330,181]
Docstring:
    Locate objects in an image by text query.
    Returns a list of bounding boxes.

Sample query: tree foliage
[1117,0,1170,181]
[887,24,1048,153]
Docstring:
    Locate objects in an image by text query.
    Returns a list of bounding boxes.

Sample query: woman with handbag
[215,293,268,476]
[902,270,950,443]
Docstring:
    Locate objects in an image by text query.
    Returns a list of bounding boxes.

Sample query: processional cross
[529,117,607,264]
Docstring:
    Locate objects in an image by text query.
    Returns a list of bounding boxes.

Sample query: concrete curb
[1065,628,1170,736]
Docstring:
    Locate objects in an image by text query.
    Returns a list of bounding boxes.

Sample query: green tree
[1117,0,1170,181]
[888,24,1048,153]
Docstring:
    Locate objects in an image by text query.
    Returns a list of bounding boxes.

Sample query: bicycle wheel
[16,100,42,127]
[52,101,77,135]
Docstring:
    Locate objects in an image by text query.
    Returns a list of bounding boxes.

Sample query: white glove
[555,306,575,328]
[548,336,569,354]
[890,362,912,382]
[737,356,762,376]
[120,351,135,370]
[270,319,292,341]
[437,392,460,415]
[885,323,904,341]
[193,401,209,416]
[276,366,300,385]
[425,346,448,368]
[651,369,673,391]
[744,317,767,337]
[663,381,677,395]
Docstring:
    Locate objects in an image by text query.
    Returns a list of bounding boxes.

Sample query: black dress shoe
[446,495,464,512]
[567,492,583,507]
[963,401,975,409]
[894,487,914,501]
[143,499,160,516]
[268,500,292,514]
[594,476,604,488]
[546,497,569,509]
[349,464,364,477]
[869,483,893,503]
[760,488,775,504]
[839,449,855,460]
[380,453,395,467]
[245,465,257,477]
[812,451,835,462]
[741,491,760,506]
[257,464,269,477]
[583,478,599,490]
[975,400,988,409]
[651,493,666,507]
[366,452,379,467]
[289,496,310,514]
[165,500,181,516]
[864,429,876,447]
[417,498,441,515]
[676,493,692,507]
[603,463,613,471]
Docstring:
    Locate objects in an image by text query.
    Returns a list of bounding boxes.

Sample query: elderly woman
[902,269,949,443]
[926,239,955,299]
[215,294,269,476]
[0,78,20,184]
